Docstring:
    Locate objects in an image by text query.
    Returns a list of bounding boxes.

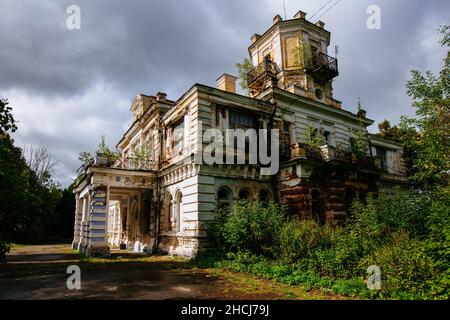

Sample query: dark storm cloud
[0,0,448,186]
[0,0,273,97]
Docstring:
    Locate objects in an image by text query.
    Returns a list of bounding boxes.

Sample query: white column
[86,185,110,257]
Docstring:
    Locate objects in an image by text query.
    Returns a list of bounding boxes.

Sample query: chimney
[156,92,167,102]
[273,14,283,25]
[315,20,325,28]
[217,74,237,94]
[294,10,307,20]
[251,33,261,44]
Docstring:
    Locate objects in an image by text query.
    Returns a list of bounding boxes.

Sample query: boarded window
[284,36,298,68]
[173,119,184,155]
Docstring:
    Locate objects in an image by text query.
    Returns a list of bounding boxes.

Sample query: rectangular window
[228,110,256,130]
[173,119,184,155]
[375,146,388,171]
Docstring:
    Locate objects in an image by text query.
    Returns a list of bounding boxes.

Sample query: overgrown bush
[278,219,330,263]
[308,229,366,279]
[352,187,431,238]
[209,201,289,258]
[204,188,449,299]
[359,232,436,299]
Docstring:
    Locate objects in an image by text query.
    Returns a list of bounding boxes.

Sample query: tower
[247,10,341,108]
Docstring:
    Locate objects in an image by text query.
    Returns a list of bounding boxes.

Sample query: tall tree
[23,145,59,187]
[400,25,450,187]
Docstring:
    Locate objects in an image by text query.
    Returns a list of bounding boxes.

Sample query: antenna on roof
[335,45,339,58]
[283,0,287,20]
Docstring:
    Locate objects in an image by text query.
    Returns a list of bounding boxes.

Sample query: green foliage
[331,279,370,297]
[130,142,152,169]
[293,35,312,69]
[349,129,369,159]
[0,99,74,263]
[0,99,17,133]
[97,135,118,163]
[308,229,366,278]
[235,58,253,94]
[304,124,326,150]
[205,187,449,299]
[78,135,118,170]
[376,120,418,177]
[352,187,431,238]
[0,238,11,264]
[278,219,329,263]
[209,201,289,258]
[359,233,436,299]
[399,25,449,186]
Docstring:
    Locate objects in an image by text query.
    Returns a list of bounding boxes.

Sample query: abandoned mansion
[72,11,407,257]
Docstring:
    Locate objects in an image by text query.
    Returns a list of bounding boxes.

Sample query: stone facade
[72,10,407,257]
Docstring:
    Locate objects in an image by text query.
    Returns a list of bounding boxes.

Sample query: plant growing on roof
[294,34,313,70]
[235,57,254,94]
[130,142,152,170]
[304,124,326,150]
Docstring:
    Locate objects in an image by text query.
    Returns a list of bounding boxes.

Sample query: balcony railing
[281,143,377,169]
[305,52,338,82]
[116,157,154,171]
[247,59,278,91]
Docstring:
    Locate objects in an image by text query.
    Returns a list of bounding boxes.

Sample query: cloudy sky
[1,0,448,187]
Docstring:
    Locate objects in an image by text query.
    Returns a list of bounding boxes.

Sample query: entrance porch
[72,166,156,257]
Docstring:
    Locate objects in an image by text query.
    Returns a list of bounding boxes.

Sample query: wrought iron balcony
[305,52,338,83]
[247,59,278,91]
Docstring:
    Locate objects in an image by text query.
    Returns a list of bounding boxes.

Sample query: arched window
[311,189,325,225]
[238,188,252,202]
[174,191,183,233]
[258,189,271,205]
[217,186,233,211]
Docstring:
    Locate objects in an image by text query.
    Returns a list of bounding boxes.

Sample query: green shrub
[423,190,450,299]
[208,201,289,258]
[278,219,331,263]
[0,239,10,263]
[352,187,432,239]
[359,232,436,299]
[205,189,449,300]
[332,279,369,297]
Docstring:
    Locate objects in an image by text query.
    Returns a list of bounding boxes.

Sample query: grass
[171,265,345,300]
[3,244,346,299]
